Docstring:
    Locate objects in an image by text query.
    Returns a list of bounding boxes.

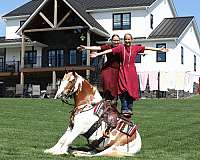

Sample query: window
[48,49,64,67]
[20,20,26,27]
[69,50,76,65]
[81,50,87,65]
[194,55,196,71]
[135,54,141,63]
[150,14,153,29]
[181,46,184,64]
[156,43,166,62]
[113,13,131,30]
[24,50,37,65]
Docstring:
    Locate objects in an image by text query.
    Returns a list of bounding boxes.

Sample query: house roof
[148,16,194,39]
[2,0,43,18]
[66,0,109,35]
[3,0,157,18]
[82,0,157,10]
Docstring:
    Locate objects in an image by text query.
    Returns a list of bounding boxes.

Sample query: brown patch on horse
[104,129,137,148]
[74,80,95,107]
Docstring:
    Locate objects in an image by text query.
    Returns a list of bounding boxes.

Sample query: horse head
[55,71,102,106]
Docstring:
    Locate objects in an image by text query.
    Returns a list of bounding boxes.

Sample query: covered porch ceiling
[17,0,109,44]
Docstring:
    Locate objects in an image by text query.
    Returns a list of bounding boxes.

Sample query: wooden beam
[24,26,87,33]
[39,12,54,28]
[57,10,71,27]
[20,34,25,85]
[86,30,91,79]
[21,66,95,73]
[54,0,57,28]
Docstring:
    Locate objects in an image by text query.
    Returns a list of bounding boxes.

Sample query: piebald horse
[44,72,141,157]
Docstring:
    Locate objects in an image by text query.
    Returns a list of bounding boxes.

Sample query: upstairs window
[24,50,37,65]
[113,13,131,30]
[150,14,153,29]
[194,55,196,71]
[181,46,184,64]
[48,49,64,67]
[156,43,166,62]
[20,20,26,27]
[135,54,141,63]
[81,50,87,65]
[69,49,77,65]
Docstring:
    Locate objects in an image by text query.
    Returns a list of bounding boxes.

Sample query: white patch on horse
[45,72,142,157]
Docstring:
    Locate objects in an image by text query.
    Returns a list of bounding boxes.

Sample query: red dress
[100,44,120,98]
[112,44,145,100]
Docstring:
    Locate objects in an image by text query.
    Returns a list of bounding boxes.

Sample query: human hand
[77,45,86,52]
[90,52,98,58]
[160,47,169,52]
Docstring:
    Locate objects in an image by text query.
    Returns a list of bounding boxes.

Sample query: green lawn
[0,96,200,160]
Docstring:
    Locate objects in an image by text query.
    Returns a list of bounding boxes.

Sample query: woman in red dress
[90,33,168,118]
[79,35,120,102]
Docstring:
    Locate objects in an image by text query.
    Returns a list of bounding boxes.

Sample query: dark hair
[111,34,120,40]
[124,33,133,40]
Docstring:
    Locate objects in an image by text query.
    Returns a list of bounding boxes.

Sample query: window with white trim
[156,43,166,62]
[113,13,131,30]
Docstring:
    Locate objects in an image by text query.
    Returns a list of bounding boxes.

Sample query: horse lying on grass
[44,71,141,157]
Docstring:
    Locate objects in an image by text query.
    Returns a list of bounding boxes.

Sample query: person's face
[111,36,120,47]
[124,34,133,46]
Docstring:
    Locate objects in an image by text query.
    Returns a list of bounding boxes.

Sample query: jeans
[119,91,133,113]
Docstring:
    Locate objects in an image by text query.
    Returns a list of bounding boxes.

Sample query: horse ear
[72,70,76,76]
[65,68,68,74]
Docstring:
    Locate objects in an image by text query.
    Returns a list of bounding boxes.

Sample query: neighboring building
[0,0,199,98]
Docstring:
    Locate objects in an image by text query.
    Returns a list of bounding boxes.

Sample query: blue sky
[0,0,200,37]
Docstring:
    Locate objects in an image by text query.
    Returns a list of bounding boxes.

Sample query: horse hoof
[44,149,53,154]
[52,150,69,155]
[72,150,93,157]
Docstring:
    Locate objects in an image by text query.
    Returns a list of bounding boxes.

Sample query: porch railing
[0,61,20,72]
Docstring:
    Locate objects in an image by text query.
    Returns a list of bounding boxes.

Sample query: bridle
[60,77,77,104]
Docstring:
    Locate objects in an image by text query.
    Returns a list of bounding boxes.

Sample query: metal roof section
[63,0,109,37]
[148,16,194,39]
[3,0,157,18]
[2,0,43,18]
[84,0,156,10]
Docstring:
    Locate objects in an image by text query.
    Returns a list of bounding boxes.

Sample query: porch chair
[32,85,41,98]
[15,84,24,97]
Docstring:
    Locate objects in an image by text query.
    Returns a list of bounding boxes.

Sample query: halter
[60,78,77,104]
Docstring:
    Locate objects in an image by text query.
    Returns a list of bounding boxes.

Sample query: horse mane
[74,76,101,107]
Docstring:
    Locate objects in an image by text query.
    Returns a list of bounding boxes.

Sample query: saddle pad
[116,119,137,136]
[94,102,104,117]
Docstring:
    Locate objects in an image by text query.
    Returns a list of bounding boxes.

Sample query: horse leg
[44,127,72,154]
[52,128,82,155]
[52,114,98,155]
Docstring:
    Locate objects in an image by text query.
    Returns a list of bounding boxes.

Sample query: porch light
[80,34,86,41]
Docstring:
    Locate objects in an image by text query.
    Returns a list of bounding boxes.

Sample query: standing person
[78,34,121,104]
[90,33,168,119]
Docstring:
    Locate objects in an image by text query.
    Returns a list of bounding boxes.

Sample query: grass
[0,96,200,160]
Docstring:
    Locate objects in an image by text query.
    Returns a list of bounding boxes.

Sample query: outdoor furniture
[15,84,24,97]
[32,85,41,98]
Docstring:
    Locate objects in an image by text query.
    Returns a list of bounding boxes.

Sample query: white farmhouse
[0,0,199,98]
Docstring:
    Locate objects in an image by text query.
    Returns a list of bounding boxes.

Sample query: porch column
[20,34,25,85]
[52,71,56,90]
[86,30,90,80]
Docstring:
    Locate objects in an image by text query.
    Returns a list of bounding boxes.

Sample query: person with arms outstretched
[90,33,169,120]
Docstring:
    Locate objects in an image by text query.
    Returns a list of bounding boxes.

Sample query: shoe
[121,110,133,115]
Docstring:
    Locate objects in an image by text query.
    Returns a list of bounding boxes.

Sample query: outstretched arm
[145,46,169,52]
[77,45,101,51]
[90,49,113,58]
